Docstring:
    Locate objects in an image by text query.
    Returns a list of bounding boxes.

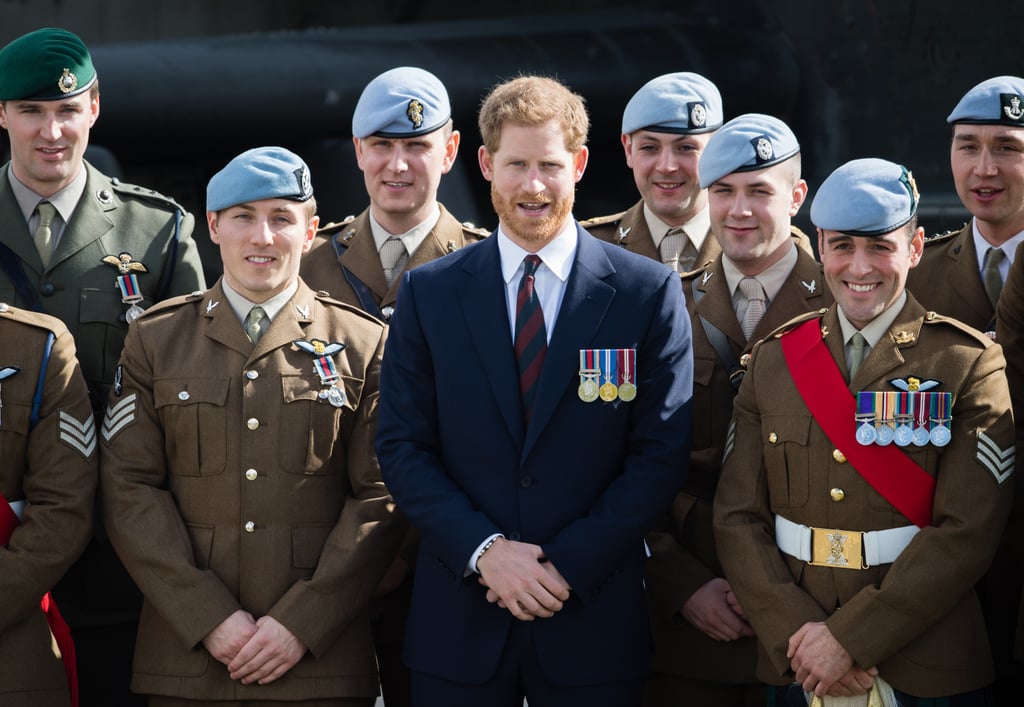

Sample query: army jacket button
[247,418,259,430]
[244,521,255,533]
[246,370,259,380]
[178,391,190,401]
[832,448,847,464]
[245,469,258,481]
[768,432,778,445]
[830,487,846,502]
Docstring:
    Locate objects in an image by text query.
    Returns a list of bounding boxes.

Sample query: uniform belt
[775,514,918,570]
[8,499,25,520]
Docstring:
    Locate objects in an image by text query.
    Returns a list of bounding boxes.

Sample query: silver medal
[126,303,146,323]
[856,422,877,445]
[930,424,951,447]
[876,424,895,446]
[327,384,346,408]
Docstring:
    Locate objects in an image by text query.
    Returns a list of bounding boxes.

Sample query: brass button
[246,418,259,430]
[246,370,259,380]
[244,521,255,533]
[768,432,778,445]
[832,448,847,464]
[830,487,846,502]
[245,469,258,481]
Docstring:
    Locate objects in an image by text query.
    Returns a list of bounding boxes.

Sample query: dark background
[2,0,1022,275]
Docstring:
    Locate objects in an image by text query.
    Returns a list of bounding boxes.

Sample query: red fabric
[780,319,935,528]
[0,493,78,707]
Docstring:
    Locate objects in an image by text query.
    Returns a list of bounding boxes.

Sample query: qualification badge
[102,252,148,322]
[294,338,348,407]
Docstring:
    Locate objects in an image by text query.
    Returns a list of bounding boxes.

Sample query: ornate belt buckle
[809,526,866,569]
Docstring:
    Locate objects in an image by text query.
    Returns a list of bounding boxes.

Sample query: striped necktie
[738,277,766,341]
[514,255,547,425]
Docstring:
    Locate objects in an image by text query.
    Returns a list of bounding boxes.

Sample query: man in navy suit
[375,75,693,706]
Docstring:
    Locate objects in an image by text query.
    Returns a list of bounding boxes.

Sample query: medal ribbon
[602,348,616,384]
[618,348,634,385]
[914,392,928,429]
[313,355,340,384]
[117,274,143,303]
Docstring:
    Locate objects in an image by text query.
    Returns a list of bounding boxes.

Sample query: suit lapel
[524,227,615,457]
[459,236,524,444]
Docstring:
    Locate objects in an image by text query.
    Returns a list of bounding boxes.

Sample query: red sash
[0,494,78,707]
[779,319,935,528]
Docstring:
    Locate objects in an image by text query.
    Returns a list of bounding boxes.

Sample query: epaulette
[770,308,829,340]
[579,211,628,229]
[0,302,70,337]
[681,258,714,280]
[923,226,966,245]
[317,215,357,237]
[135,291,205,320]
[789,225,815,256]
[312,290,388,328]
[922,309,994,347]
[461,221,491,240]
[108,178,185,212]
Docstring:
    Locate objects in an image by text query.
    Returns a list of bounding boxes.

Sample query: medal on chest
[294,338,348,407]
[102,252,149,322]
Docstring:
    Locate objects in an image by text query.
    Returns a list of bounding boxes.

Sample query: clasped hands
[477,537,571,621]
[203,610,307,685]
[788,621,878,698]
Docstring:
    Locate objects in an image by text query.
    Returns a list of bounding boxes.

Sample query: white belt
[775,514,919,569]
[8,500,25,521]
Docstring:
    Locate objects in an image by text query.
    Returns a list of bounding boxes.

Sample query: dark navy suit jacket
[375,223,693,686]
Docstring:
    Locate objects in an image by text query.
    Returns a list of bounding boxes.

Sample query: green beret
[0,28,96,101]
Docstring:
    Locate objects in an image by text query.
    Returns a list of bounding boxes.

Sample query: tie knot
[986,247,1006,267]
[36,201,57,226]
[379,237,407,269]
[738,277,765,302]
[244,306,268,344]
[523,254,542,276]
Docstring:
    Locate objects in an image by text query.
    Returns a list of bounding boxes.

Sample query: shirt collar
[644,203,709,252]
[221,278,300,325]
[10,165,88,225]
[837,291,908,348]
[369,203,441,255]
[497,219,577,285]
[972,218,1024,269]
[722,241,798,302]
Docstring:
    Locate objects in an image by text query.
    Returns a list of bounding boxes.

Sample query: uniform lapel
[338,212,389,302]
[0,167,43,270]
[944,226,992,323]
[459,236,524,445]
[614,202,660,261]
[849,298,924,391]
[382,205,465,308]
[200,281,253,358]
[49,163,116,269]
[524,227,615,457]
[750,249,828,342]
[694,257,746,351]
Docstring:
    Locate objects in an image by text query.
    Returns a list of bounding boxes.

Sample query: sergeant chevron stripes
[59,411,96,458]
[977,431,1014,484]
[102,393,138,442]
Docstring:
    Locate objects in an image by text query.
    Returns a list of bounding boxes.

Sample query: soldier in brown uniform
[581,72,723,275]
[907,76,1024,335]
[100,147,403,706]
[716,158,1014,706]
[642,113,829,707]
[298,67,485,707]
[300,66,487,323]
[0,305,96,707]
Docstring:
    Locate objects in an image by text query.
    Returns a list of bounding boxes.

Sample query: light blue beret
[207,147,313,212]
[698,113,800,188]
[621,72,723,135]
[947,75,1024,126]
[811,158,919,236]
[0,28,96,101]
[352,66,451,139]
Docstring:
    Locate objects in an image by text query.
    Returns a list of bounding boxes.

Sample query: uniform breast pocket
[278,374,362,474]
[0,401,31,475]
[153,377,229,476]
[762,414,812,509]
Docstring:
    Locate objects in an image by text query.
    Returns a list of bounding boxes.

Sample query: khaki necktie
[848,332,867,378]
[659,226,698,273]
[983,247,1005,307]
[34,201,58,267]
[244,306,268,344]
[738,277,767,340]
[380,237,409,287]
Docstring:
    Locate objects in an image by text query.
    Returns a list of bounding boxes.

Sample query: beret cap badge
[1002,94,1024,122]
[689,102,707,129]
[754,136,774,163]
[407,99,424,129]
[58,67,78,94]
